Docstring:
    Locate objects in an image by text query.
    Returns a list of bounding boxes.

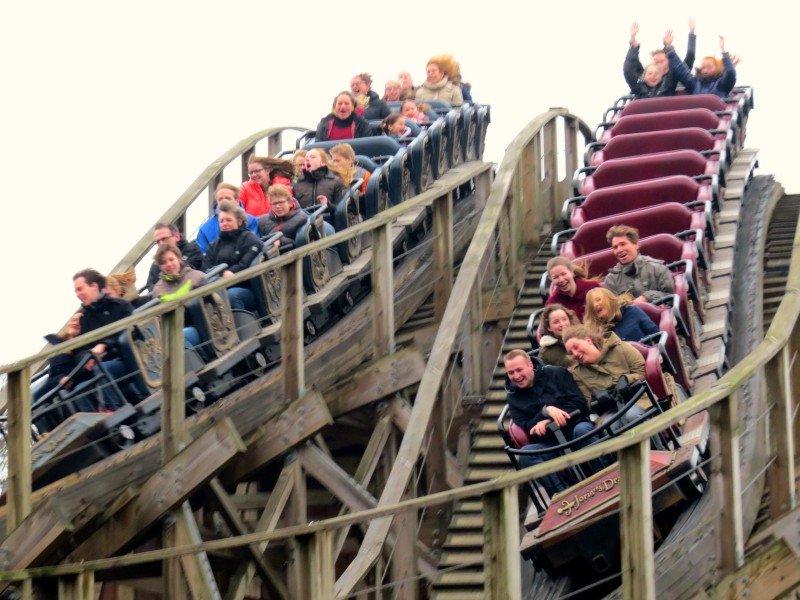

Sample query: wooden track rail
[3,108,798,600]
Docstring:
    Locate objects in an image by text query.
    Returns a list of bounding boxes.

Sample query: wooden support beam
[0,497,76,571]
[57,571,94,600]
[765,345,797,519]
[6,366,32,531]
[326,347,425,417]
[173,502,223,600]
[390,398,464,490]
[220,390,331,485]
[333,412,393,558]
[542,119,559,224]
[467,288,485,396]
[619,440,655,600]
[390,502,418,600]
[482,286,517,323]
[161,307,187,462]
[296,531,335,600]
[208,479,288,599]
[710,394,744,573]
[224,461,296,600]
[432,192,454,322]
[298,443,437,579]
[371,222,395,356]
[68,418,245,561]
[281,258,305,401]
[701,539,800,600]
[520,136,541,247]
[562,116,580,202]
[483,487,521,600]
[163,516,187,600]
[286,457,308,600]
[424,388,449,494]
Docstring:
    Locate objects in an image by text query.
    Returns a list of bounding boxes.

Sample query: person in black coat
[72,268,135,410]
[202,200,261,312]
[294,149,346,209]
[504,349,601,495]
[351,73,391,120]
[315,92,374,142]
[144,222,204,292]
[257,185,308,248]
[624,20,696,97]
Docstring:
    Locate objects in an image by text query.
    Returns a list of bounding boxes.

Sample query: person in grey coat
[602,225,674,304]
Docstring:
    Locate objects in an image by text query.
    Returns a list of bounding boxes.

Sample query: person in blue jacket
[503,349,602,496]
[664,29,737,98]
[195,183,260,253]
[584,288,659,343]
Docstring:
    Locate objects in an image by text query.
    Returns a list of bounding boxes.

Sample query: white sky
[0,0,793,365]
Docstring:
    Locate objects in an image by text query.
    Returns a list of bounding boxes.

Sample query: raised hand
[688,17,696,33]
[719,35,726,52]
[664,29,675,47]
[630,21,640,46]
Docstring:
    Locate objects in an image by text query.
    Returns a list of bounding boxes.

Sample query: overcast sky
[0,1,793,365]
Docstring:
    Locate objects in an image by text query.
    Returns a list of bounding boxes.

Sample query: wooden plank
[297,531,335,600]
[433,192,454,322]
[297,443,437,578]
[333,413,392,558]
[390,398,464,490]
[281,259,305,401]
[326,347,425,417]
[163,517,187,600]
[173,502,223,600]
[703,539,800,600]
[208,479,288,599]
[68,418,245,561]
[6,367,32,531]
[482,286,517,323]
[220,390,331,485]
[371,222,396,356]
[520,137,540,247]
[765,346,797,519]
[286,458,308,600]
[619,441,655,600]
[390,502,419,600]
[224,461,295,600]
[57,571,94,600]
[0,496,77,580]
[710,395,744,573]
[161,307,187,462]
[482,487,521,600]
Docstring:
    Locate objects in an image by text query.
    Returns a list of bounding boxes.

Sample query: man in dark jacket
[504,349,600,495]
[144,222,204,291]
[73,268,135,409]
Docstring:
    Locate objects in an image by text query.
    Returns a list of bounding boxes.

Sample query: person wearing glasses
[257,185,308,248]
[239,156,295,217]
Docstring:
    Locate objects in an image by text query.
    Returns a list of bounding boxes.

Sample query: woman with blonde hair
[329,143,371,194]
[414,54,464,105]
[105,270,138,302]
[544,256,601,320]
[584,287,659,342]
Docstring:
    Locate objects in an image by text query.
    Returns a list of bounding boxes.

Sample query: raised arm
[684,17,697,69]
[717,36,738,95]
[664,29,697,92]
[624,23,644,91]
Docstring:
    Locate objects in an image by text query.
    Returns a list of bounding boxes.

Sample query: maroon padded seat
[554,202,710,261]
[598,108,731,142]
[565,175,718,228]
[574,150,720,196]
[619,95,733,117]
[628,342,672,402]
[637,301,692,389]
[587,127,729,167]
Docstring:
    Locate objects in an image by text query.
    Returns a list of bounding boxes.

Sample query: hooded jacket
[315,112,374,142]
[570,333,645,404]
[202,227,262,274]
[152,265,206,298]
[538,335,574,369]
[78,294,135,360]
[414,76,464,105]
[666,48,737,98]
[545,278,601,321]
[294,166,346,209]
[603,253,675,304]
[145,238,204,291]
[505,354,589,440]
